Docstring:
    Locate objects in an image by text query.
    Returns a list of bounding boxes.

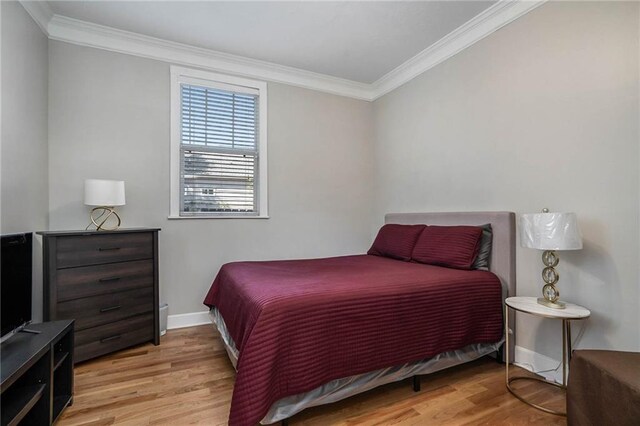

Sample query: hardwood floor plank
[58,325,567,426]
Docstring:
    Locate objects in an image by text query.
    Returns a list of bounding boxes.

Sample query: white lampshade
[520,212,582,250]
[84,179,126,207]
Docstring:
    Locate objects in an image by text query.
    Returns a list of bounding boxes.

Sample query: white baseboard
[167,311,212,330]
[514,345,563,384]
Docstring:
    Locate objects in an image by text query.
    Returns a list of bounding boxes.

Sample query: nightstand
[505,296,590,416]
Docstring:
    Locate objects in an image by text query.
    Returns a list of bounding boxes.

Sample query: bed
[204,212,516,425]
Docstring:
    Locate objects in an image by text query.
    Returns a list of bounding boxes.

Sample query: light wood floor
[58,325,567,425]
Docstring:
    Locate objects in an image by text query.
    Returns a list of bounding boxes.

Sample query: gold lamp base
[537,297,566,309]
[537,250,567,309]
[87,206,121,231]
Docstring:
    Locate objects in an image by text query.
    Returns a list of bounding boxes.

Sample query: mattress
[204,254,504,426]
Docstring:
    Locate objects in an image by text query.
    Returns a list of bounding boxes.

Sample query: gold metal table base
[506,376,566,416]
[505,305,577,417]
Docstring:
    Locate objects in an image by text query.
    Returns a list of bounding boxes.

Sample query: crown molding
[370,0,547,100]
[19,0,53,35]
[19,0,545,102]
[46,14,373,100]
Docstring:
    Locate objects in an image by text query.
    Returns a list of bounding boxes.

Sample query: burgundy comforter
[204,255,503,425]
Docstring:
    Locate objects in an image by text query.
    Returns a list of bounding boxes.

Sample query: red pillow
[411,225,483,269]
[367,224,426,261]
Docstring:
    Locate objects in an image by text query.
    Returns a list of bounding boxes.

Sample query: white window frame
[169,66,268,219]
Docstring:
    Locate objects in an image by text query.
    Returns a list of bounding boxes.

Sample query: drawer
[57,287,153,331]
[56,259,154,302]
[56,233,153,268]
[75,313,154,362]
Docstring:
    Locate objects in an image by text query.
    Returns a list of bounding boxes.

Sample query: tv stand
[1,320,74,425]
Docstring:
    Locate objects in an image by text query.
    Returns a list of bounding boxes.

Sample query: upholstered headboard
[385,211,516,361]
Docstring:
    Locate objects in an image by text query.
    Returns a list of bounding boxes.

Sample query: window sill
[167,215,269,220]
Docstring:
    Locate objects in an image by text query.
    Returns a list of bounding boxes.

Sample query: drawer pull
[99,276,121,283]
[99,305,122,313]
[101,334,121,343]
[98,247,121,251]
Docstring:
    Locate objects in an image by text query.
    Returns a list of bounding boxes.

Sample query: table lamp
[84,179,126,230]
[520,209,582,309]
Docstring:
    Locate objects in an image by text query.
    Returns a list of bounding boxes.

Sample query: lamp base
[86,206,121,231]
[537,298,566,310]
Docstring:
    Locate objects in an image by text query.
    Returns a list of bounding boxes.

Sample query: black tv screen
[1,233,32,341]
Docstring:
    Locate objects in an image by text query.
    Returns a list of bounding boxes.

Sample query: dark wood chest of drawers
[37,229,160,363]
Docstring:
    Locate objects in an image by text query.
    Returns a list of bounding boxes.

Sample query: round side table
[505,296,590,416]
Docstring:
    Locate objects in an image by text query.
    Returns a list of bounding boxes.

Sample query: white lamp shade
[84,179,126,206]
[520,212,583,250]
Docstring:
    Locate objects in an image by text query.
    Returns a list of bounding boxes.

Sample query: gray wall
[48,41,375,315]
[1,1,49,322]
[19,0,640,360]
[373,1,640,358]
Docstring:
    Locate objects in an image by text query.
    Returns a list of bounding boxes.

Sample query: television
[1,232,33,343]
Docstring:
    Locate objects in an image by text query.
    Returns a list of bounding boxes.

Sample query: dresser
[37,229,160,363]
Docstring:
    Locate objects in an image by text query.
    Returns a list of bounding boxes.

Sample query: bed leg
[281,419,289,426]
[412,375,421,392]
[496,343,505,364]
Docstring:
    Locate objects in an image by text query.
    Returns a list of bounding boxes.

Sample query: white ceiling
[47,1,496,84]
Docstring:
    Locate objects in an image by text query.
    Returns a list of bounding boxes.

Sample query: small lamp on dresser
[520,208,583,309]
[85,179,126,230]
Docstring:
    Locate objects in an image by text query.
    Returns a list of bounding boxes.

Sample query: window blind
[180,83,259,214]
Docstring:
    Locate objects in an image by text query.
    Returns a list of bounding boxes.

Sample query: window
[170,66,268,218]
